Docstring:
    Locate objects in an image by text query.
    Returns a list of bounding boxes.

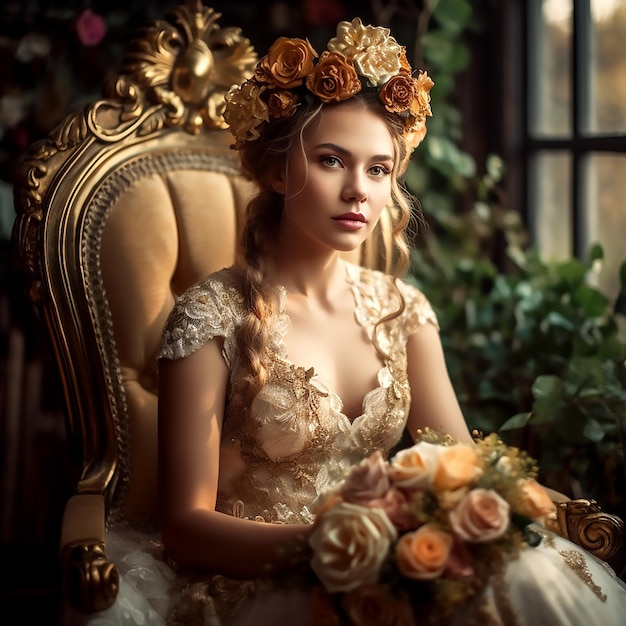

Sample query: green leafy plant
[407,179,626,519]
[395,0,626,520]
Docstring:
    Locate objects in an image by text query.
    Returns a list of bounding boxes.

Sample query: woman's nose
[342,172,368,203]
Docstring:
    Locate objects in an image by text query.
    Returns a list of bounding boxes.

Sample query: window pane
[584,154,626,302]
[589,0,626,134]
[530,0,572,137]
[531,152,572,259]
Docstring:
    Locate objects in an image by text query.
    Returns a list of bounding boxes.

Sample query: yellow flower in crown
[327,17,402,86]
[223,81,269,146]
[412,71,435,120]
[404,71,434,148]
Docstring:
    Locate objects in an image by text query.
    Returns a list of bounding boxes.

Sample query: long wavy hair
[231,92,423,409]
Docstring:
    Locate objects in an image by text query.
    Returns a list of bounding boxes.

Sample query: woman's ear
[267,166,287,195]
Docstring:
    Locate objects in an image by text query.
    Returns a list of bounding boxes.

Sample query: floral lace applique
[560,549,608,602]
[159,263,437,527]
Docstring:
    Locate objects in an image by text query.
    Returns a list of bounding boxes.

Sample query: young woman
[75,17,626,626]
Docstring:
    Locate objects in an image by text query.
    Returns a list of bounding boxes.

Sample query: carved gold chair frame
[11,0,624,616]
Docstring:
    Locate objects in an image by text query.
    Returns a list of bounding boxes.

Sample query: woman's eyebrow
[313,142,394,162]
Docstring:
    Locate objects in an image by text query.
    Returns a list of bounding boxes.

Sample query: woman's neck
[274,252,347,303]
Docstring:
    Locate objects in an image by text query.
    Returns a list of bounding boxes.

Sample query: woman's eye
[321,155,341,168]
[370,165,390,176]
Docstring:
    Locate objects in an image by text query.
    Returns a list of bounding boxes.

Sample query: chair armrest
[546,498,625,562]
[60,494,119,613]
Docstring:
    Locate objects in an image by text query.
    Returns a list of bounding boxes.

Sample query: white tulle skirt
[61,525,626,626]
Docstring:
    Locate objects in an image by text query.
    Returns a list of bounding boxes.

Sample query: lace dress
[65,263,626,626]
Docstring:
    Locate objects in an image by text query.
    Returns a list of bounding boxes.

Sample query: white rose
[309,502,397,593]
[387,442,442,488]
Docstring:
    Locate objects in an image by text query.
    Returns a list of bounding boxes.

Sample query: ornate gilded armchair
[10,0,624,618]
[12,1,258,613]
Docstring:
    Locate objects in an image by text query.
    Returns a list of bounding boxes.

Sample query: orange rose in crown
[308,431,557,622]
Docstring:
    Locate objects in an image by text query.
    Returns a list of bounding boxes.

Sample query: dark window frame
[496,0,626,257]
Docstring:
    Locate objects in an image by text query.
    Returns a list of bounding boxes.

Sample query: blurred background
[1,0,625,619]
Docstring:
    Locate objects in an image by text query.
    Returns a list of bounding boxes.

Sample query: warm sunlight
[543,0,624,23]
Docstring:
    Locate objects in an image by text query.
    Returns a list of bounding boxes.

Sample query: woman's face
[274,101,395,255]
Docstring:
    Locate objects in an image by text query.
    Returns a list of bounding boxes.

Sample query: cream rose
[387,442,441,488]
[395,523,453,580]
[518,478,557,521]
[309,502,397,593]
[433,444,483,491]
[449,488,510,542]
[327,17,401,86]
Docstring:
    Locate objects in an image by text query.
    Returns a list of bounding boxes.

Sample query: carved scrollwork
[63,541,120,613]
[554,499,625,561]
[92,0,258,139]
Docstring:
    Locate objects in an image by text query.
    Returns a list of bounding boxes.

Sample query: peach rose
[306,51,362,103]
[518,479,557,521]
[395,523,453,580]
[433,444,483,491]
[449,488,510,542]
[265,37,318,89]
[342,584,415,626]
[387,442,441,488]
[379,74,416,113]
[310,502,397,592]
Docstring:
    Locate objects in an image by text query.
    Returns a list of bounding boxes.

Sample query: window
[509,0,626,302]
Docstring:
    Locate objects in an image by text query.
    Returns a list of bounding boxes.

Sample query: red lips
[332,212,367,223]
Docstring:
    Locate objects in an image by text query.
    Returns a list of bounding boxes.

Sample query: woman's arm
[405,324,571,504]
[405,322,474,444]
[158,339,310,578]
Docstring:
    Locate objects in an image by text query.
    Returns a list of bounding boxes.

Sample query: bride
[71,17,626,626]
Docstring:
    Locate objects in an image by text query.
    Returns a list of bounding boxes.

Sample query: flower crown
[223,18,434,150]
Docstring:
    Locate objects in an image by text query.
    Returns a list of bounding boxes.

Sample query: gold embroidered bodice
[159,262,437,525]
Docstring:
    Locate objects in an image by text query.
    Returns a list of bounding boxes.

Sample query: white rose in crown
[309,501,397,593]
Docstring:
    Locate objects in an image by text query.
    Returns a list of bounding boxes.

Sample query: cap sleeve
[158,271,243,360]
[397,278,439,334]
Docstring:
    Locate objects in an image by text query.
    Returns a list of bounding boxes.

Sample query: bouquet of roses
[308,431,557,625]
